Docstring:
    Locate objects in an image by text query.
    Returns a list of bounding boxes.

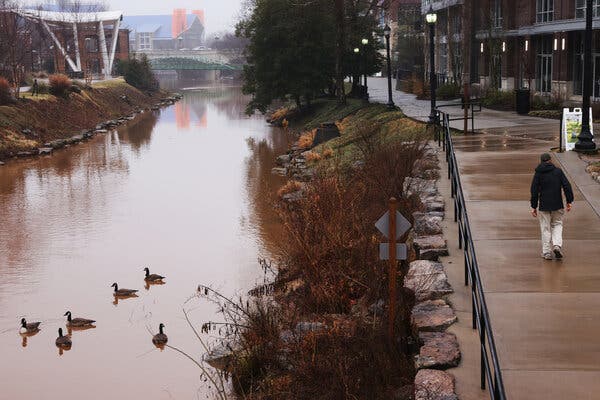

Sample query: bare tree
[0,0,30,98]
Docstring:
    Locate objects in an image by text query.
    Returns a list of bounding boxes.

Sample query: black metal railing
[436,99,482,134]
[437,111,507,400]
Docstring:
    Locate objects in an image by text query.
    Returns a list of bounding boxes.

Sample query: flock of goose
[19,267,169,351]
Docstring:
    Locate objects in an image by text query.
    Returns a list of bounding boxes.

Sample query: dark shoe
[553,246,563,259]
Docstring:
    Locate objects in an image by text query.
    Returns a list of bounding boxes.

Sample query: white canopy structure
[19,9,124,79]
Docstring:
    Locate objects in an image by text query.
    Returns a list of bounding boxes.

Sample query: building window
[493,0,503,28]
[576,0,600,18]
[536,0,554,23]
[536,36,553,93]
[85,37,98,53]
[138,32,153,51]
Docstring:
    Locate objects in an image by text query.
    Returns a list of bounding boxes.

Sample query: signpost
[375,198,411,338]
[562,108,594,151]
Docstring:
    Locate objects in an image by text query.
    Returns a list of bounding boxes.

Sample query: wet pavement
[452,131,600,399]
[0,87,292,399]
[369,77,600,398]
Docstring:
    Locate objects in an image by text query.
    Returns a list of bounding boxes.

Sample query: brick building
[422,0,600,101]
[386,0,423,78]
[19,9,130,79]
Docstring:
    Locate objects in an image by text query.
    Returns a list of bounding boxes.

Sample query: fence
[437,111,507,400]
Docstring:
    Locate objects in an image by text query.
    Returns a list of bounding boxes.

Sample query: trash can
[515,89,531,115]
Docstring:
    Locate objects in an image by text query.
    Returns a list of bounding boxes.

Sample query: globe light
[361,38,369,45]
[426,7,437,25]
[354,47,360,53]
[383,24,391,38]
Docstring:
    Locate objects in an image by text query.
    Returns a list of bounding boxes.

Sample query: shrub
[436,83,461,100]
[277,180,303,198]
[298,128,316,149]
[118,55,159,92]
[49,74,72,98]
[482,89,514,110]
[304,151,322,162]
[0,77,12,104]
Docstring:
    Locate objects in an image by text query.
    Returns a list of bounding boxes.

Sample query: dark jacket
[530,162,574,211]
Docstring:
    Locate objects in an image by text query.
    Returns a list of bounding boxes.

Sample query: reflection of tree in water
[0,125,135,280]
[119,112,158,152]
[243,126,295,258]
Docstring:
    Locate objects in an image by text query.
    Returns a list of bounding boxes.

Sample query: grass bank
[0,78,171,160]
[204,100,436,399]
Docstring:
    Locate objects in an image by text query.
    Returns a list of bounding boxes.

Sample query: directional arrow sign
[375,210,411,240]
[379,243,408,261]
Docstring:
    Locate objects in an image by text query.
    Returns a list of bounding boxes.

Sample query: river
[0,86,292,399]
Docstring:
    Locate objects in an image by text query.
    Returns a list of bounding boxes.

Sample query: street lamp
[383,24,395,109]
[576,0,597,152]
[361,38,369,101]
[426,6,438,124]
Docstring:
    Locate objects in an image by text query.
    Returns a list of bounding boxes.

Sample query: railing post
[464,251,468,286]
[481,311,487,390]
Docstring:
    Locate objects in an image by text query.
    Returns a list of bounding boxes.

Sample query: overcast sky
[21,1,246,33]
[108,0,245,33]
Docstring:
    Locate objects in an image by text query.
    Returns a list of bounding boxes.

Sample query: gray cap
[541,153,551,162]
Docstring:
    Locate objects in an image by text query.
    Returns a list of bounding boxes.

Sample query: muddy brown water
[0,87,292,399]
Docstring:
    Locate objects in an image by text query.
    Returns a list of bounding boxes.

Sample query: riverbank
[200,99,461,399]
[0,78,179,162]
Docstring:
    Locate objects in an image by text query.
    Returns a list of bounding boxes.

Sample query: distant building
[422,0,600,99]
[18,8,129,79]
[386,0,423,79]
[123,9,206,52]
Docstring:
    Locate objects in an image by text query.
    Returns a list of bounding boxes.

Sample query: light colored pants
[538,209,564,254]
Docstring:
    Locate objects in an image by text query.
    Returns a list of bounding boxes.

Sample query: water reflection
[20,331,39,347]
[0,87,295,399]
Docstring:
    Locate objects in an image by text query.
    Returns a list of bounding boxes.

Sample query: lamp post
[361,37,369,101]
[426,7,438,124]
[576,0,597,152]
[354,47,360,88]
[383,25,395,109]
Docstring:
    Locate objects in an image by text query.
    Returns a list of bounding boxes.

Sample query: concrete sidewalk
[370,78,600,398]
[449,132,600,399]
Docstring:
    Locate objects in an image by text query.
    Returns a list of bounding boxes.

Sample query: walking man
[530,153,574,260]
[31,79,39,96]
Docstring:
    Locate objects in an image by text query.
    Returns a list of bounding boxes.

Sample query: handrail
[437,111,507,400]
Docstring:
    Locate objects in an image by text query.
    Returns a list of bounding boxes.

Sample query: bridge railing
[437,111,507,400]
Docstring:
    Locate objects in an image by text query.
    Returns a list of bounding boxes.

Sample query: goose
[110,282,138,296]
[64,311,95,327]
[19,318,41,334]
[55,328,72,348]
[143,267,165,282]
[152,323,168,346]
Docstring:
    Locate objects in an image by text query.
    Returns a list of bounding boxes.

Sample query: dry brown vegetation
[215,108,430,399]
[298,129,317,149]
[48,74,72,98]
[0,77,11,105]
[0,78,166,158]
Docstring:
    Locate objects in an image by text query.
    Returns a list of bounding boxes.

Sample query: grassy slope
[0,78,167,157]
[305,102,433,168]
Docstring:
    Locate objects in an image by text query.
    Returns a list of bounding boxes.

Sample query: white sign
[375,211,412,240]
[562,108,594,151]
[379,243,408,261]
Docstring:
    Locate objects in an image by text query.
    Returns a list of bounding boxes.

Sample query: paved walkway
[370,78,600,398]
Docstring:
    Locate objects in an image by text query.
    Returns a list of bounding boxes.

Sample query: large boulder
[415,332,461,370]
[413,212,443,236]
[411,300,457,332]
[414,369,458,400]
[413,236,449,261]
[405,260,453,301]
